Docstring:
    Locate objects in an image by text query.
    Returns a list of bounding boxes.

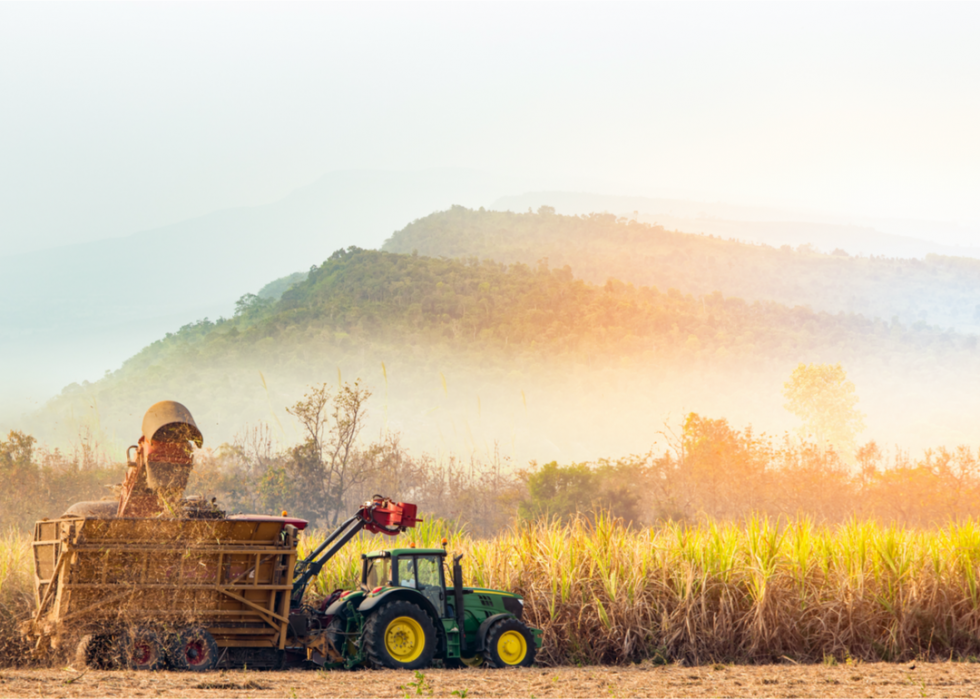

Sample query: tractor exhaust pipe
[453,554,466,650]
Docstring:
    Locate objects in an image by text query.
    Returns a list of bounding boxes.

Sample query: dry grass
[0,528,34,664]
[2,663,980,698]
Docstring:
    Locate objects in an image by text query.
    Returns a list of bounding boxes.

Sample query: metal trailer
[25,514,305,669]
[24,496,420,671]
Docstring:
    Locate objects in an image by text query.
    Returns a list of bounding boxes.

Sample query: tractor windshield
[364,557,391,589]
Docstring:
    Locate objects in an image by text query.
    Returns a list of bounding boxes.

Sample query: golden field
[7,516,980,667]
[303,515,980,665]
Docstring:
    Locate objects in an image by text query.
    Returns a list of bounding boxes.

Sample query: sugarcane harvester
[25,401,542,671]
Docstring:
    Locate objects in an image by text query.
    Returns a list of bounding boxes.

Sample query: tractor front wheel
[483,618,536,668]
[363,600,437,670]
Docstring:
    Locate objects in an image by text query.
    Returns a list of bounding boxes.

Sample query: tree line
[521,412,980,529]
[8,379,980,533]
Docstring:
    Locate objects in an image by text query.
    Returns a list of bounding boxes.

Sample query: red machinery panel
[359,499,420,535]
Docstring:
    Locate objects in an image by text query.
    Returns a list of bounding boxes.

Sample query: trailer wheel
[363,600,437,670]
[168,627,219,671]
[75,634,114,669]
[118,628,166,671]
[483,618,536,668]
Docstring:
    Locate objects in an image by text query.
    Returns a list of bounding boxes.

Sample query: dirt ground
[2,662,980,698]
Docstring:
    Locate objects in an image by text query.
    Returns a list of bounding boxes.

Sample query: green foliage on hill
[383,206,980,332]
[257,270,308,301]
[118,246,975,371]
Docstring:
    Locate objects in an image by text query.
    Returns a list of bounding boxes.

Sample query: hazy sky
[2,2,978,255]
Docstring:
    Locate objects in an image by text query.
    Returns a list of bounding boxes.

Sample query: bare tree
[287,380,377,525]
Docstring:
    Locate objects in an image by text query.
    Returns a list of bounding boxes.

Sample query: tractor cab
[363,549,448,617]
[321,546,541,669]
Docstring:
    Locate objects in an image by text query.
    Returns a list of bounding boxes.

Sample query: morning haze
[2,1,979,474]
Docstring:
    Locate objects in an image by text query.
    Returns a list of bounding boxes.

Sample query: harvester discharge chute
[118,400,204,517]
[60,400,210,520]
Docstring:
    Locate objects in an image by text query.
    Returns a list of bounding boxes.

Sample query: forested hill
[113,247,975,370]
[382,206,980,333]
[34,248,980,459]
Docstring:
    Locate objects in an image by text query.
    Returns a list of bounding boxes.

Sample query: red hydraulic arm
[290,497,419,605]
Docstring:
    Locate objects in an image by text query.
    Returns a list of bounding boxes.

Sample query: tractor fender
[357,588,443,630]
[324,598,348,617]
[325,592,365,617]
[476,613,517,653]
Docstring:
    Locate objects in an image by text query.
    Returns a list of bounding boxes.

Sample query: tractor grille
[503,596,523,620]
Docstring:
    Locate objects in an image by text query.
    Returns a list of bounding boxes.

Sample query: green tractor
[317,546,542,669]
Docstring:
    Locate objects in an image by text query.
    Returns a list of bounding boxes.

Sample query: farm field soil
[1,663,980,698]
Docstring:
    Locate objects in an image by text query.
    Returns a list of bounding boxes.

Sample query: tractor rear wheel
[117,628,166,671]
[167,627,219,671]
[483,618,536,668]
[363,600,437,670]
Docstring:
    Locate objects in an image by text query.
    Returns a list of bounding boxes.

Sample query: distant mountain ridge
[383,206,980,333]
[493,192,980,258]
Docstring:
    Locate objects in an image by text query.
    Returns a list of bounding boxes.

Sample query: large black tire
[117,628,167,671]
[483,618,536,668]
[167,627,219,671]
[75,634,115,669]
[362,600,437,670]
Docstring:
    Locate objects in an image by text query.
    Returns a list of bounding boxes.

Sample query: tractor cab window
[393,555,446,617]
[364,557,390,589]
[415,555,446,617]
[396,556,417,588]
[416,556,441,587]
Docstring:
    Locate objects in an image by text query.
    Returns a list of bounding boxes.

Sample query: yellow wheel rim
[384,616,425,664]
[497,630,527,665]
